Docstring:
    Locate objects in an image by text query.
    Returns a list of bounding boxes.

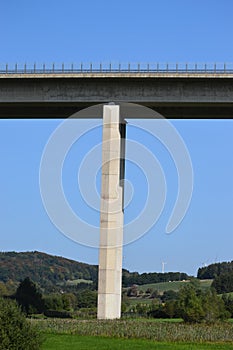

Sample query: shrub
[44,310,72,318]
[0,297,43,350]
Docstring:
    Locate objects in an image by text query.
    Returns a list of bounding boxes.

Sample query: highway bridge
[1,62,232,319]
[0,63,233,119]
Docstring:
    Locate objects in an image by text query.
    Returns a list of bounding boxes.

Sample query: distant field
[138,280,213,293]
[42,334,233,350]
[65,279,93,286]
[128,298,153,305]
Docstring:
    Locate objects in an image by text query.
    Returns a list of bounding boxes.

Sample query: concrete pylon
[97,104,125,319]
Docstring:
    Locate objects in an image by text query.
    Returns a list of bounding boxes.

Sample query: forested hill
[0,251,191,290]
[197,260,233,279]
[0,251,98,288]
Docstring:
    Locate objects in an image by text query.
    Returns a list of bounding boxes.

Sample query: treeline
[126,285,233,322]
[9,277,233,323]
[198,261,233,294]
[12,277,97,319]
[1,251,233,295]
[0,251,190,292]
[122,270,189,287]
[198,261,233,279]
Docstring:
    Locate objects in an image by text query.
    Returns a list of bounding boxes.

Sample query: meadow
[33,318,233,344]
[42,334,233,350]
[138,279,213,293]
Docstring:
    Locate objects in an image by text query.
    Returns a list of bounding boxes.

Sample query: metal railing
[1,62,233,74]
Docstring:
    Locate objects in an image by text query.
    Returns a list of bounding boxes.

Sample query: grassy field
[42,334,233,350]
[64,279,93,286]
[33,318,233,343]
[139,280,213,293]
[128,298,153,305]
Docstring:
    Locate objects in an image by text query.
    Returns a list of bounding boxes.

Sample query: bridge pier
[97,104,125,319]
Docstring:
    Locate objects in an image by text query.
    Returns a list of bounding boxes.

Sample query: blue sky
[0,0,233,276]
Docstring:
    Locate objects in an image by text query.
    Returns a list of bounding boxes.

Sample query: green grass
[65,279,93,286]
[42,334,233,350]
[139,280,213,293]
[128,298,153,305]
[138,281,186,293]
[122,317,183,323]
[199,279,213,288]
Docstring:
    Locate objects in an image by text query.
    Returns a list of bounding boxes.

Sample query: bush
[0,297,43,350]
[44,310,72,318]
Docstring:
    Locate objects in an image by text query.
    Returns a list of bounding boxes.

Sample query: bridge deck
[1,72,233,79]
[0,70,233,119]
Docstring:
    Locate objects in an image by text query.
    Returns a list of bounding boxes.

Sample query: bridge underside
[0,75,233,119]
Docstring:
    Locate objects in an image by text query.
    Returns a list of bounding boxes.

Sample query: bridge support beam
[97,104,125,319]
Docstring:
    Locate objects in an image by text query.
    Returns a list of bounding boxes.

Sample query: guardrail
[1,62,233,74]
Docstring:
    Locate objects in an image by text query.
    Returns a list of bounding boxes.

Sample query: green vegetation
[198,261,233,294]
[122,270,189,287]
[33,318,233,343]
[0,297,42,350]
[1,251,233,349]
[42,334,233,350]
[138,281,189,293]
[15,277,45,314]
[138,279,212,293]
[0,252,233,325]
[0,251,98,293]
[66,279,93,286]
[222,294,233,317]
[198,260,233,280]
[212,271,233,294]
[13,277,98,318]
[133,285,229,322]
[177,285,229,323]
[0,251,190,293]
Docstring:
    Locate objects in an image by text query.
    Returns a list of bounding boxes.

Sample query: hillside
[0,251,98,290]
[0,251,191,292]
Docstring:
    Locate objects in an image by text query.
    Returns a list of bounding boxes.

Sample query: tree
[161,290,179,302]
[201,289,229,323]
[212,272,233,294]
[62,293,77,311]
[177,285,229,323]
[43,293,63,311]
[76,290,97,308]
[197,261,233,280]
[222,294,233,317]
[178,285,204,323]
[0,297,42,350]
[15,277,44,314]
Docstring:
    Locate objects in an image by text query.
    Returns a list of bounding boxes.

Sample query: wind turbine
[162,261,167,274]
